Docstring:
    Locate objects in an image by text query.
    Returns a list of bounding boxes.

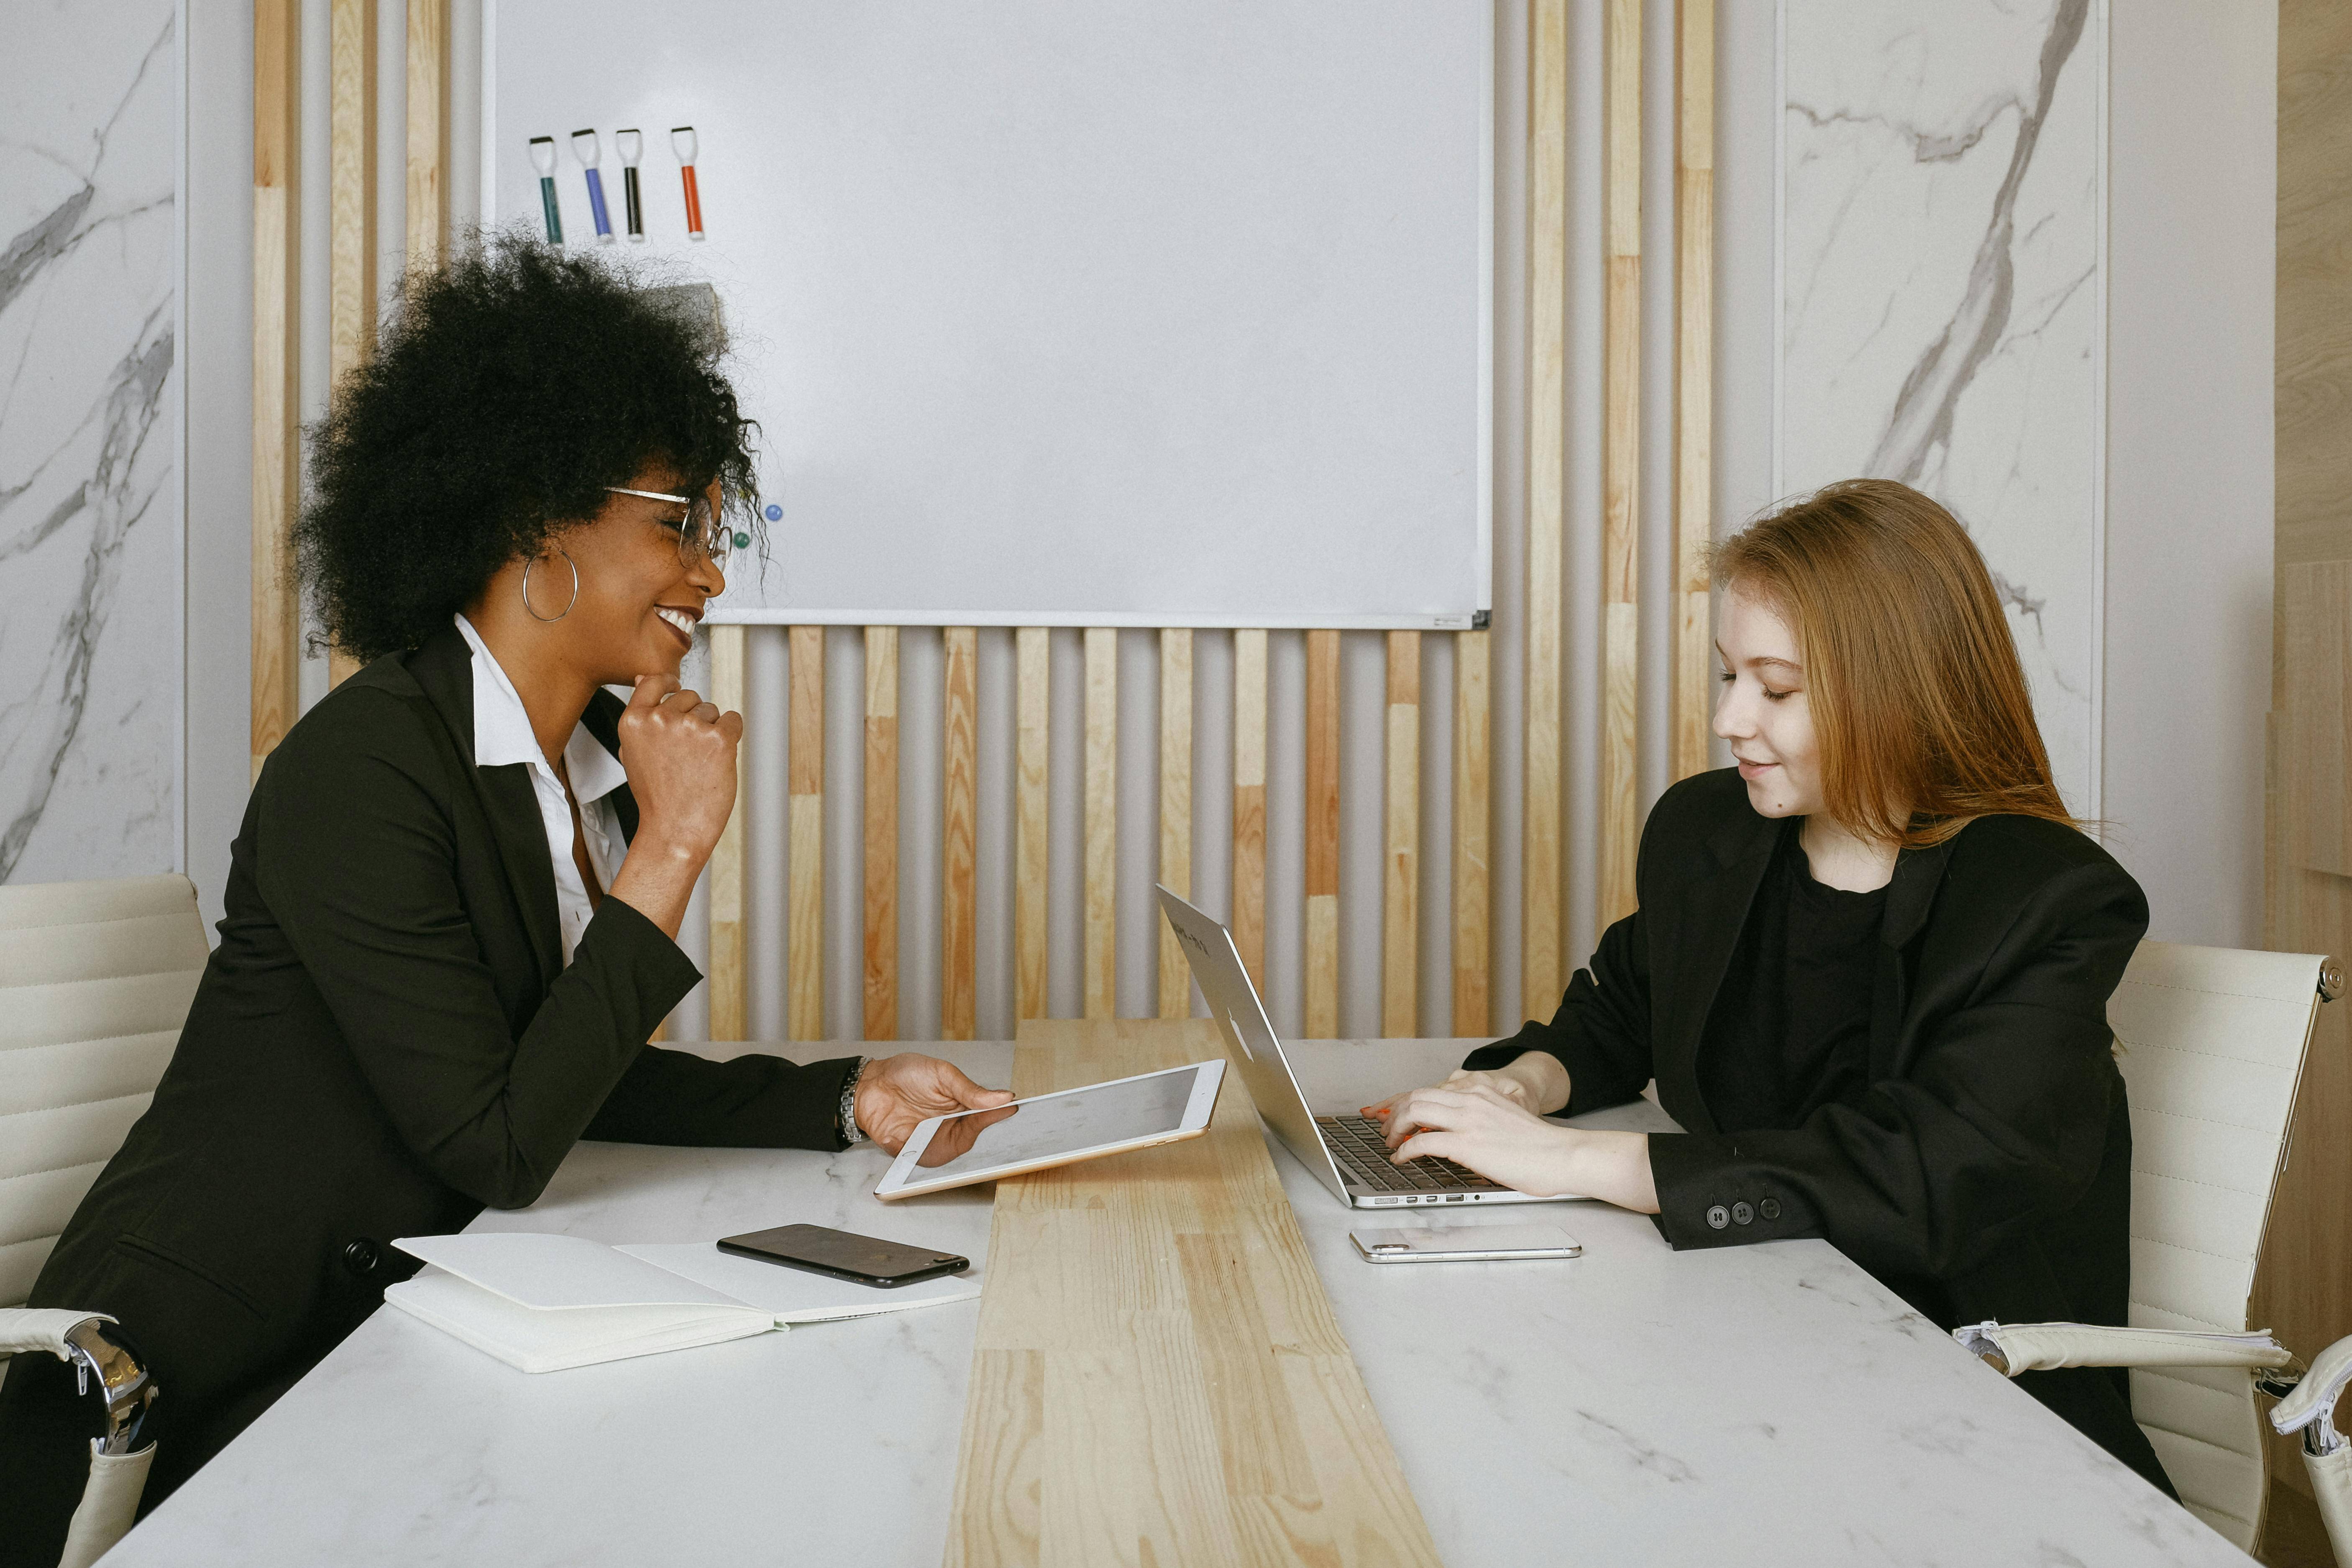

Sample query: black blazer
[18,624,855,1483]
[1467,767,2170,1494]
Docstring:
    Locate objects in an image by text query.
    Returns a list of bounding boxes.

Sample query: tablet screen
[911,1063,1207,1180]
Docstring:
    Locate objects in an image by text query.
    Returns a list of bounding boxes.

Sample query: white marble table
[108,1040,2251,1567]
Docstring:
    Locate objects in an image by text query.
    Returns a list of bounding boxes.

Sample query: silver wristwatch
[838,1056,870,1146]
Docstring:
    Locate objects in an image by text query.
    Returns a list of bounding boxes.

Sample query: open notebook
[385,1233,982,1374]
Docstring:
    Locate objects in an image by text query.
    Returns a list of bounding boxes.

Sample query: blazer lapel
[581,689,640,845]
[406,626,565,988]
[1654,806,1783,1134]
[1870,836,1957,1081]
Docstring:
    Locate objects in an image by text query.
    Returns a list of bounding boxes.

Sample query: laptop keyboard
[1317,1114,1504,1194]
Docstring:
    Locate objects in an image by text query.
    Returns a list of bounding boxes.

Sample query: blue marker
[572,129,613,244]
[529,137,563,243]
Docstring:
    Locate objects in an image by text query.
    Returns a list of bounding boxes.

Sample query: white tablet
[873,1059,1225,1201]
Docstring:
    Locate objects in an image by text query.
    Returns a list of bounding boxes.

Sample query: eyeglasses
[605,486,748,568]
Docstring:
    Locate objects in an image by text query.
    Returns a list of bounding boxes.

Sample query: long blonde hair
[1711,479,2073,848]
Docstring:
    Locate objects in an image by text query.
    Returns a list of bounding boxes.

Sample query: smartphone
[715,1223,971,1288]
[1348,1222,1582,1264]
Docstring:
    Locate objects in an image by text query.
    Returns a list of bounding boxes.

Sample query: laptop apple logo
[1222,1006,1254,1060]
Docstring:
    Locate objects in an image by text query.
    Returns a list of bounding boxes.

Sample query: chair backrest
[2107,939,2332,1550]
[0,875,208,1311]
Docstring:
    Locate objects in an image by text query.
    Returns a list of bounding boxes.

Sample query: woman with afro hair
[0,238,1012,1560]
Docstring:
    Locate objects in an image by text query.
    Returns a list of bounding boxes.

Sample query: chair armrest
[2273,1333,2352,1454]
[0,1308,115,1359]
[1954,1320,2293,1376]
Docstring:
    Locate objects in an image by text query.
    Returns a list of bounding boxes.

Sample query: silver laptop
[1156,885,1571,1209]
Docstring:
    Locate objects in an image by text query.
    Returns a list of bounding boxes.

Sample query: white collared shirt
[455,614,631,965]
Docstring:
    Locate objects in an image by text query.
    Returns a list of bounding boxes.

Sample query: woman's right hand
[609,674,742,937]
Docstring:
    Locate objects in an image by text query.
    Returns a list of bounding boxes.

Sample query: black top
[2,624,860,1543]
[1461,767,2171,1497]
[1699,819,1886,1133]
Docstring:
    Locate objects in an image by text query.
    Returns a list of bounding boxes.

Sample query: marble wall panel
[0,2,181,884]
[1779,0,2102,815]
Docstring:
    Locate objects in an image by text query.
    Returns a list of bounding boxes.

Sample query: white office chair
[0,874,209,1568]
[1952,940,2346,1558]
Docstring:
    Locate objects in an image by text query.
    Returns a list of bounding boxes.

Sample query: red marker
[672,126,705,240]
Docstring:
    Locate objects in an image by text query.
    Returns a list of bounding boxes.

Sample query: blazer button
[1706,1205,1730,1230]
[341,1238,380,1278]
[1732,1202,1754,1225]
[1760,1197,1782,1220]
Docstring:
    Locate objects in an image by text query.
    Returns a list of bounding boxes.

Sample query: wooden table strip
[1523,0,1569,1021]
[943,627,980,1040]
[1016,628,1050,1019]
[706,624,747,1040]
[1673,0,1716,785]
[1452,629,1492,1035]
[1231,630,1269,992]
[944,1018,1443,1568]
[864,627,900,1041]
[1158,629,1195,1019]
[1083,629,1118,1019]
[1599,0,1643,930]
[787,626,825,1040]
[1304,629,1340,1038]
[252,0,302,782]
[1383,632,1420,1037]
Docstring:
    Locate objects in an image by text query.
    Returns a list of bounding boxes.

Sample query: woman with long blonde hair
[1372,479,2168,1494]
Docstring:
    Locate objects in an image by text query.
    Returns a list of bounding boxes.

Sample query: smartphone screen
[715,1223,970,1288]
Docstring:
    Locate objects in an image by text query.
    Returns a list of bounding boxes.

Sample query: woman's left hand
[1378,1085,1659,1212]
[852,1053,1017,1155]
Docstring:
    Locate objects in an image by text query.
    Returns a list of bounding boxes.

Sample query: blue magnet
[764,504,782,522]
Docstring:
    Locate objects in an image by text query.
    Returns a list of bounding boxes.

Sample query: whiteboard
[485,2,1491,628]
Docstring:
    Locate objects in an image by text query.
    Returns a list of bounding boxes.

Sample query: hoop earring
[521,547,579,622]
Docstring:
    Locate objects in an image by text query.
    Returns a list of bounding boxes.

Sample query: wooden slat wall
[1015,627,1051,1018]
[941,627,979,1039]
[787,626,825,1040]
[1157,629,1194,1019]
[1523,0,1569,1021]
[1083,629,1119,1019]
[706,626,747,1039]
[404,0,447,271]
[1232,629,1269,992]
[263,3,1716,1049]
[863,627,899,1040]
[324,0,374,691]
[252,0,301,785]
[1672,0,1715,783]
[1383,633,1420,1037]
[1598,0,1642,930]
[1303,629,1341,1038]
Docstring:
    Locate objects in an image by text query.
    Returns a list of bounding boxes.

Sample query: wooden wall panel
[942,627,979,1039]
[404,0,448,271]
[1598,0,1642,929]
[1304,629,1341,1038]
[1453,629,1492,1036]
[1083,629,1118,1018]
[1232,629,1269,991]
[706,625,747,1040]
[1382,632,1420,1037]
[1016,627,1050,1019]
[1158,629,1194,1019]
[2264,4,2352,1515]
[788,626,825,1040]
[252,0,301,782]
[1523,0,1569,1020]
[1672,0,1715,783]
[864,627,900,1040]
[325,0,374,691]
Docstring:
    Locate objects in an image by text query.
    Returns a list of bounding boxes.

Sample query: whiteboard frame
[481,1,1493,632]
